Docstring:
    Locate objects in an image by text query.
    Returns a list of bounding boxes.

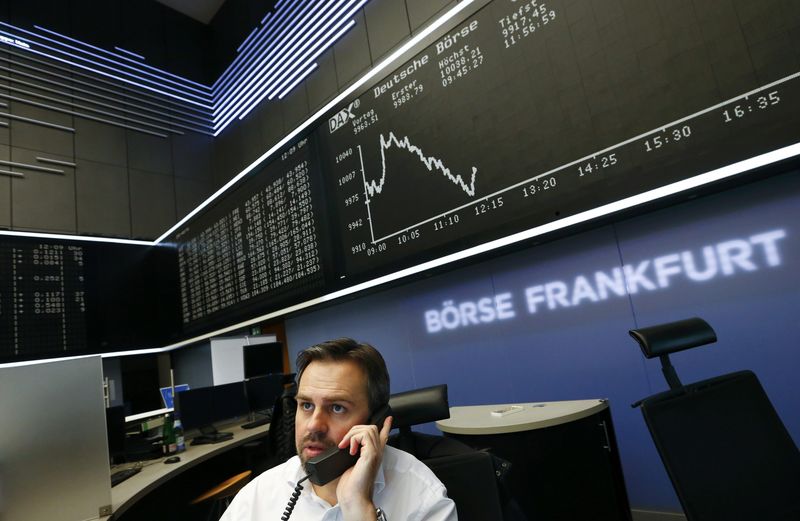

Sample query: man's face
[295,359,371,466]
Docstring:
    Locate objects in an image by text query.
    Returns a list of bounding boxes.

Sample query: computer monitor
[245,374,284,414]
[175,382,249,439]
[159,383,190,409]
[243,341,283,379]
[175,386,215,432]
[105,405,126,464]
[213,381,249,421]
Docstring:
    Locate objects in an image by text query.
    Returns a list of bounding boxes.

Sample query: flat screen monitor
[175,382,249,432]
[245,374,284,413]
[105,405,126,464]
[213,381,249,421]
[175,386,215,431]
[159,383,190,409]
[243,341,283,379]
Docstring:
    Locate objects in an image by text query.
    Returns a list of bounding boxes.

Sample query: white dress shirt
[220,445,458,521]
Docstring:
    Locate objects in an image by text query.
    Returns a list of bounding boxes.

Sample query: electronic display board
[0,237,180,362]
[318,0,800,278]
[174,136,328,333]
[0,241,86,358]
[171,0,800,337]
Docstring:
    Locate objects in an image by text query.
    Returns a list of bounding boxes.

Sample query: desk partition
[0,356,111,520]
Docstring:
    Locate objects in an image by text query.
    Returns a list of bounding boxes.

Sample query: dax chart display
[317,0,800,279]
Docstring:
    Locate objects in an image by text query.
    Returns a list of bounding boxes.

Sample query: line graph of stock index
[317,0,800,277]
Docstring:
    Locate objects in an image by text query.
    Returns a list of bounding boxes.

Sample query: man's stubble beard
[297,431,337,470]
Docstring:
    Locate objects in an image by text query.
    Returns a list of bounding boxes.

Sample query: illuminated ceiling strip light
[264,14,359,100]
[218,27,336,126]
[214,1,357,130]
[156,141,800,350]
[264,19,357,105]
[18,24,212,100]
[211,0,322,121]
[0,32,213,109]
[180,0,476,226]
[34,24,211,91]
[0,229,154,246]
[237,27,260,53]
[0,56,212,124]
[210,3,304,106]
[211,15,292,104]
[114,46,145,60]
[277,62,318,99]
[239,60,317,118]
[247,1,360,107]
[262,11,273,25]
[211,0,304,94]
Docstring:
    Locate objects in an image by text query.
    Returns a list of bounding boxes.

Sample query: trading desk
[437,400,631,521]
[103,421,269,520]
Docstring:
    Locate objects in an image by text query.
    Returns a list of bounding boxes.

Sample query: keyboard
[191,432,234,445]
[110,467,141,487]
[241,416,271,429]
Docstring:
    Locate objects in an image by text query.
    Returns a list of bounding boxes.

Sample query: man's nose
[306,408,328,434]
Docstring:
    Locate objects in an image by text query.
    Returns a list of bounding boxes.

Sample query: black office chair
[630,317,800,521]
[387,385,510,521]
[251,381,297,475]
[388,384,473,458]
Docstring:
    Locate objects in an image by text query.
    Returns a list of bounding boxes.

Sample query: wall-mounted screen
[174,136,330,333]
[0,236,180,363]
[166,0,799,342]
[317,0,800,279]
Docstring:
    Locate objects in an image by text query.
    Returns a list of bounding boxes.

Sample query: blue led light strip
[212,0,330,127]
[35,24,211,91]
[211,0,304,94]
[235,18,355,118]
[265,8,362,99]
[227,0,359,122]
[0,1,367,138]
[0,29,213,109]
[211,0,310,108]
[213,0,369,133]
[113,46,145,61]
[8,23,212,102]
[236,27,260,54]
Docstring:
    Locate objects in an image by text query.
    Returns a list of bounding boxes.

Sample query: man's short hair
[295,338,390,415]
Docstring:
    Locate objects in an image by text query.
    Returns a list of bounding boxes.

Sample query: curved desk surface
[104,421,269,520]
[435,399,608,435]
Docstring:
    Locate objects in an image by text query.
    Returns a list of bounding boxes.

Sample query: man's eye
[331,404,346,414]
[301,402,314,411]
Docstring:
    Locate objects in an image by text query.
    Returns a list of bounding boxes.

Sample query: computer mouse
[164,456,181,464]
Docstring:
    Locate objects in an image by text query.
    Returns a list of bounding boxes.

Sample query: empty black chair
[387,384,508,521]
[630,317,800,521]
[388,384,473,459]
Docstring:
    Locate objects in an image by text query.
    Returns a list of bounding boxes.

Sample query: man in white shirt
[220,338,458,521]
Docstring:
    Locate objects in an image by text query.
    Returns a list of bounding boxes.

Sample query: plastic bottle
[173,412,185,453]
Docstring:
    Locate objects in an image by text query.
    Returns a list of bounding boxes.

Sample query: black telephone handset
[305,404,391,486]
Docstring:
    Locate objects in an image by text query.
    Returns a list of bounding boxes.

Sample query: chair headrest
[629,317,717,359]
[388,384,450,429]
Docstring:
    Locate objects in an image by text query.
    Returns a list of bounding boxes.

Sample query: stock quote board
[174,0,800,334]
[319,0,800,278]
[174,136,329,333]
[0,237,179,362]
[0,240,87,359]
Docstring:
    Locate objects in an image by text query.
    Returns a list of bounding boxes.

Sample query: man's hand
[336,415,393,519]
